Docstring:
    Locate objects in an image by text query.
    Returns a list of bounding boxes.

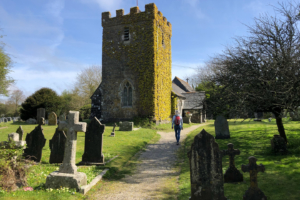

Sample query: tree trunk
[274,113,288,144]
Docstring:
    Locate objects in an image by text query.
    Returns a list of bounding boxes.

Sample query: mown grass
[177,118,300,200]
[0,121,159,199]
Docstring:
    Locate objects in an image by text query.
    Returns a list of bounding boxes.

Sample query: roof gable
[172,76,194,92]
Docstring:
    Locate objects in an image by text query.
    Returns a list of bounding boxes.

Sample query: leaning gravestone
[222,143,243,183]
[81,117,105,165]
[23,117,46,162]
[215,115,230,139]
[187,129,227,200]
[45,111,87,191]
[49,128,67,164]
[241,156,267,200]
[16,126,24,141]
[48,112,57,125]
[119,121,133,131]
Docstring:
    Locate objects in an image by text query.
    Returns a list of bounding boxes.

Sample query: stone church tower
[90,3,172,123]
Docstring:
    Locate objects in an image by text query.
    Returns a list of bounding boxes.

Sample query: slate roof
[181,92,205,109]
[172,76,194,92]
[172,83,186,98]
[171,76,206,110]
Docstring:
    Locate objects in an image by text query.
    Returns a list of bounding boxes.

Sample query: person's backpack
[175,115,181,125]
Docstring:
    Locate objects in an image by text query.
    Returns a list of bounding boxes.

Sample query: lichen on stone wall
[101,3,172,122]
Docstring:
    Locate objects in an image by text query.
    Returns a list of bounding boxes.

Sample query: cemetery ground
[0,120,197,199]
[177,118,300,200]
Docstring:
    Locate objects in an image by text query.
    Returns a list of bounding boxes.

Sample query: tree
[0,33,14,96]
[204,1,300,143]
[8,90,25,114]
[20,88,62,120]
[74,65,102,105]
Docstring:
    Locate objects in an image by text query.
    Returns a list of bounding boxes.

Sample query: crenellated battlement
[102,3,172,31]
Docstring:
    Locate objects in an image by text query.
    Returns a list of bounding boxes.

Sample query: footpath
[90,124,206,200]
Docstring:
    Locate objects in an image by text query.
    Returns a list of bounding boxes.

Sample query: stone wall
[91,3,172,123]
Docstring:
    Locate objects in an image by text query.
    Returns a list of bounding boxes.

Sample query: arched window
[122,81,132,106]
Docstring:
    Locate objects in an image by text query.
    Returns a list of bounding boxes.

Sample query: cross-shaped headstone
[222,143,243,183]
[58,111,86,174]
[223,143,240,168]
[241,156,267,200]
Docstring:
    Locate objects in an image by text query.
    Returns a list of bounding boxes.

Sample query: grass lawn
[0,121,160,200]
[177,118,300,200]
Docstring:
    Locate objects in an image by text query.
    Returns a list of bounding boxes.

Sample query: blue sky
[0,0,279,101]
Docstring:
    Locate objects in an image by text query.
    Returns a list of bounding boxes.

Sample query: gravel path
[92,124,205,200]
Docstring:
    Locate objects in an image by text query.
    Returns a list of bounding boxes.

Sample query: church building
[90,3,205,124]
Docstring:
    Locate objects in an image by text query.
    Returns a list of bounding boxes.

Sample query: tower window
[122,81,132,106]
[124,27,129,41]
[162,33,164,45]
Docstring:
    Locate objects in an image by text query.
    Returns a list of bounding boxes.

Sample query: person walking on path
[172,110,183,145]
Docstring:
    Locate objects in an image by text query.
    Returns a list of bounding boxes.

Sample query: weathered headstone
[271,135,287,154]
[268,118,272,122]
[215,115,230,139]
[110,123,117,137]
[4,118,7,123]
[45,111,87,191]
[26,118,37,124]
[37,108,45,121]
[49,128,67,164]
[222,143,243,183]
[119,121,133,131]
[187,129,227,200]
[23,117,46,162]
[48,112,57,125]
[7,117,12,121]
[241,156,267,200]
[81,117,105,164]
[0,133,26,149]
[16,126,24,141]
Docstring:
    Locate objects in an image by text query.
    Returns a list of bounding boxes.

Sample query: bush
[20,88,62,120]
[0,140,33,192]
[79,104,91,120]
[132,116,156,128]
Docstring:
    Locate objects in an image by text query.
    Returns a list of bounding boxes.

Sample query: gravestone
[48,112,57,125]
[222,143,243,183]
[215,115,230,139]
[26,118,37,124]
[110,123,117,137]
[0,133,26,149]
[16,126,24,141]
[49,128,67,164]
[119,121,133,131]
[187,129,227,200]
[4,118,7,123]
[241,156,267,200]
[183,116,191,124]
[81,117,105,164]
[45,111,87,191]
[23,117,46,162]
[271,135,287,154]
[7,117,12,121]
[268,118,272,122]
[37,108,45,121]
